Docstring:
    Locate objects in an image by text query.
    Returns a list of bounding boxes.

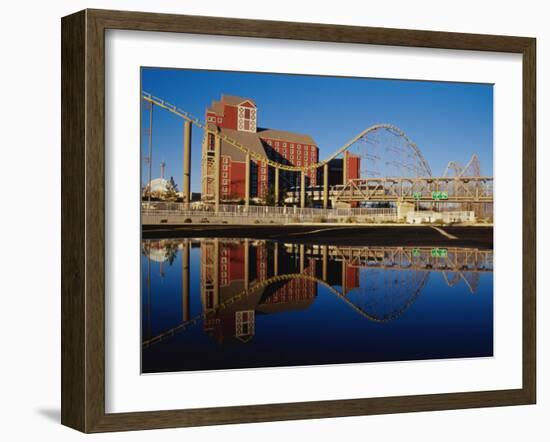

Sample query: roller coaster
[141,92,493,211]
[141,239,492,348]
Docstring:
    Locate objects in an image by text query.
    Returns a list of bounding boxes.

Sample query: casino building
[201,94,360,205]
[199,239,359,344]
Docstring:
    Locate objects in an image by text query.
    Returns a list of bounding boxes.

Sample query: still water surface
[141,238,493,373]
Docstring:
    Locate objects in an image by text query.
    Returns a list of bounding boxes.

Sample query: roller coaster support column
[275,167,279,206]
[244,239,250,291]
[300,171,306,209]
[322,245,328,281]
[245,153,250,208]
[274,242,279,276]
[323,163,329,209]
[213,239,220,307]
[182,240,190,321]
[214,134,221,212]
[183,121,192,207]
[342,260,347,296]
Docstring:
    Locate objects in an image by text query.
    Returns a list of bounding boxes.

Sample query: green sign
[412,247,421,257]
[431,191,449,200]
[431,248,448,258]
[412,191,422,200]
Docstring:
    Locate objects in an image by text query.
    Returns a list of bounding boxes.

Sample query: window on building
[223,157,229,163]
[222,165,228,171]
[222,172,228,178]
[235,310,255,338]
[240,107,255,132]
[217,117,222,123]
[275,141,279,147]
[290,143,294,148]
[283,142,287,147]
[223,179,228,185]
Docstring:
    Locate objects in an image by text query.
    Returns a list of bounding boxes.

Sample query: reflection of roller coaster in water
[142,239,492,348]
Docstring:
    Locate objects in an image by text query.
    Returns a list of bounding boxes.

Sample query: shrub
[200,218,209,223]
[312,216,327,223]
[184,218,192,223]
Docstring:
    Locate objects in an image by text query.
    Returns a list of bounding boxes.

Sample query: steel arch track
[142,272,428,348]
[142,92,430,174]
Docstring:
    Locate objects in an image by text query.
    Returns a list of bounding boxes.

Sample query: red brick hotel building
[202,94,359,203]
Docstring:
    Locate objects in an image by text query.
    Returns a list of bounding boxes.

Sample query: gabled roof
[208,124,318,162]
[207,95,257,115]
[257,128,317,146]
[206,100,224,116]
[221,95,256,107]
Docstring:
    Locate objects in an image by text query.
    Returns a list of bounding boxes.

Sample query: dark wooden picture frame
[61,8,536,433]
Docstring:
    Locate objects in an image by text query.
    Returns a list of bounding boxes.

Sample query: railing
[141,202,397,222]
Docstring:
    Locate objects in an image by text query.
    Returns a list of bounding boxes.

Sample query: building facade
[202,94,361,205]
[200,239,319,344]
[202,95,321,202]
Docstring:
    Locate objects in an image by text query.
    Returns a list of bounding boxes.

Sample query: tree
[168,176,178,192]
[163,176,179,201]
[265,183,289,206]
[265,184,276,206]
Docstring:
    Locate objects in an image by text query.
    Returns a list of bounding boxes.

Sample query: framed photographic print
[61,9,536,433]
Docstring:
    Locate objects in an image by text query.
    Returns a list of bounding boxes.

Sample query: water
[141,238,493,373]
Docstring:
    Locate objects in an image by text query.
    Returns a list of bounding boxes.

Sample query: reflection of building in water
[141,239,493,349]
[200,239,318,344]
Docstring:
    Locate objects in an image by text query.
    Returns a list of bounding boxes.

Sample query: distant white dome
[146,177,169,192]
[148,247,169,263]
[143,177,178,199]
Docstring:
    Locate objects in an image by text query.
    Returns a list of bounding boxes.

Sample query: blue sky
[141,68,493,193]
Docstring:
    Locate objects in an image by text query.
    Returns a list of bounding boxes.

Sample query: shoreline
[142,224,493,249]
